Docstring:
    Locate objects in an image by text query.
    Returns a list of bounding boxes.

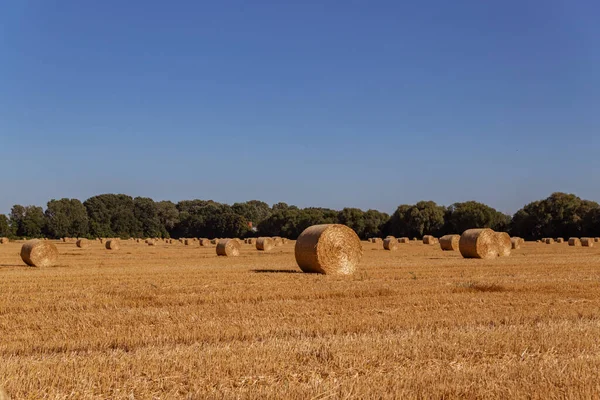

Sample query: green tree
[511,193,599,239]
[338,208,366,238]
[156,201,180,236]
[10,205,45,238]
[134,197,163,238]
[44,198,89,238]
[232,200,272,226]
[386,201,445,238]
[363,209,389,238]
[444,201,509,234]
[0,214,10,237]
[84,194,138,238]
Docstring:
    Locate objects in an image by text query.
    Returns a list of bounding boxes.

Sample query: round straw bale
[568,237,581,246]
[20,239,59,267]
[439,234,460,251]
[105,240,120,250]
[216,239,240,256]
[147,241,156,246]
[99,238,105,244]
[370,238,377,243]
[184,239,191,245]
[247,238,255,245]
[294,224,362,275]
[496,232,512,257]
[0,237,9,244]
[398,237,410,244]
[510,237,521,249]
[545,238,554,244]
[383,237,398,251]
[211,239,218,245]
[76,238,89,248]
[423,235,437,245]
[582,238,594,247]
[595,237,599,243]
[556,238,564,243]
[459,228,500,259]
[256,237,274,251]
[273,237,284,247]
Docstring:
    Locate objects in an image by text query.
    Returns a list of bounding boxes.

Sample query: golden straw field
[1,240,600,399]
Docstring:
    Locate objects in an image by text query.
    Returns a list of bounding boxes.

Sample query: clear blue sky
[1,0,599,216]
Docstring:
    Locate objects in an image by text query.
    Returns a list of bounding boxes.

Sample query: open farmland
[1,240,600,399]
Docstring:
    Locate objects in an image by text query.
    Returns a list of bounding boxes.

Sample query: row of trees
[1,192,599,240]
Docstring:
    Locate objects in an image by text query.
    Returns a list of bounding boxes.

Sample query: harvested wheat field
[1,239,600,399]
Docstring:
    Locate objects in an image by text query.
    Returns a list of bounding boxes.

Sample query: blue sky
[1,0,599,215]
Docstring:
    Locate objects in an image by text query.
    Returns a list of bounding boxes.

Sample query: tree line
[0,192,598,241]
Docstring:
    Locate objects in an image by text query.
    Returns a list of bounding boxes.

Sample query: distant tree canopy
[2,192,599,240]
[511,193,599,240]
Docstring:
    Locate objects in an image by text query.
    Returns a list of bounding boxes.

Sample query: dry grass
[1,240,600,398]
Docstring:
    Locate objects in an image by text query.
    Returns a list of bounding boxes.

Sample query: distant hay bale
[99,238,105,244]
[247,238,255,245]
[568,238,581,246]
[256,237,274,251]
[398,237,410,244]
[496,232,512,257]
[582,238,594,247]
[595,237,599,243]
[423,235,437,245]
[184,239,192,245]
[216,239,241,257]
[295,224,362,275]
[211,239,219,245]
[0,237,8,244]
[76,239,89,248]
[556,238,564,243]
[105,239,120,250]
[439,234,460,251]
[459,228,500,259]
[20,239,59,267]
[273,237,284,247]
[545,238,554,244]
[148,241,156,246]
[282,238,288,244]
[383,237,398,251]
[370,238,377,243]
[510,237,521,249]
[199,239,211,246]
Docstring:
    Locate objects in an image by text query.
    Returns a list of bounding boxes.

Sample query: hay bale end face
[76,239,89,248]
[20,239,59,267]
[511,237,521,249]
[496,232,512,257]
[568,237,581,246]
[105,240,120,250]
[294,224,362,275]
[423,235,438,245]
[459,228,500,259]
[439,235,460,251]
[216,239,241,256]
[582,238,594,247]
[256,237,274,251]
[383,237,398,251]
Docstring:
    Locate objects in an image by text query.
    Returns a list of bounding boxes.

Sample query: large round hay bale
[20,239,59,267]
[556,238,564,243]
[105,240,120,250]
[383,237,398,251]
[76,238,89,248]
[184,239,191,245]
[398,237,410,244]
[439,234,460,251]
[568,238,581,246]
[273,237,284,247]
[199,238,211,246]
[247,238,255,245]
[582,238,594,247]
[545,238,554,244]
[210,239,219,245]
[256,237,274,251]
[459,228,499,259]
[294,224,362,275]
[496,232,511,257]
[594,237,599,243]
[510,237,521,249]
[423,235,437,245]
[216,239,240,257]
[0,237,9,244]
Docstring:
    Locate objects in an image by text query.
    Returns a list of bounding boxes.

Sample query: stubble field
[0,239,599,399]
